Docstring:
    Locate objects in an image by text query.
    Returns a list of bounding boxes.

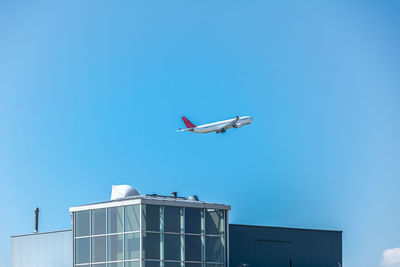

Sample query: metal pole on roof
[34,208,39,233]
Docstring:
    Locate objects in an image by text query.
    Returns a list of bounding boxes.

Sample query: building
[11,188,342,267]
[70,194,230,267]
[229,224,342,267]
[11,230,72,267]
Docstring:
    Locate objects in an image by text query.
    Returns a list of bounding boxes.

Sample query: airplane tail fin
[181,116,196,128]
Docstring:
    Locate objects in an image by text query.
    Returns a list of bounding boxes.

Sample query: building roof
[69,194,231,212]
[230,223,342,233]
[11,229,72,238]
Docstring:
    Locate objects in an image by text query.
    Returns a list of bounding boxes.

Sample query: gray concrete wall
[11,230,72,267]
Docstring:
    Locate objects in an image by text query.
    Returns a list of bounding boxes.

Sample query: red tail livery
[181,116,196,128]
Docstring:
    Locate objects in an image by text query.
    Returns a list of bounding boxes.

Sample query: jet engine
[233,123,242,128]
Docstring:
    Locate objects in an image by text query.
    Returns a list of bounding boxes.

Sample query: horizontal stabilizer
[176,128,191,132]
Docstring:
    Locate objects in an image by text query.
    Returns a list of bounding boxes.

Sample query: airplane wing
[217,116,239,131]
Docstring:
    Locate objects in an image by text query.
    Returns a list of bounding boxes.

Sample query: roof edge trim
[11,229,72,238]
[70,197,231,212]
[229,223,342,233]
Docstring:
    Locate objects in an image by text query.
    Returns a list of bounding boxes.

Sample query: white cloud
[382,247,400,267]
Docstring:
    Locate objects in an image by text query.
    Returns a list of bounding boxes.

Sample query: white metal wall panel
[11,230,72,267]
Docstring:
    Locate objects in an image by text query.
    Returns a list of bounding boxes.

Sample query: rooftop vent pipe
[34,208,39,233]
[172,192,177,198]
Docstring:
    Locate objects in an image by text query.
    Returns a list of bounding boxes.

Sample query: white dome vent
[111,185,140,200]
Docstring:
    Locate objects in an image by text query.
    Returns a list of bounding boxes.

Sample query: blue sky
[1,1,400,266]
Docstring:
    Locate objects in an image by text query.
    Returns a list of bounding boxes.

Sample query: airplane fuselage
[187,116,253,133]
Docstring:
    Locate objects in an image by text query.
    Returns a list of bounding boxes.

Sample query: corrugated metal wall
[11,230,72,267]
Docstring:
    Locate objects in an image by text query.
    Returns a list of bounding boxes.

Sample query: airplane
[177,115,253,134]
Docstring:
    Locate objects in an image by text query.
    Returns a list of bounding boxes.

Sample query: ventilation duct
[189,195,199,201]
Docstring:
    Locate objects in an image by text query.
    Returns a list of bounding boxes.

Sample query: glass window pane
[92,209,106,235]
[164,262,181,267]
[75,211,90,237]
[92,236,106,262]
[107,234,123,261]
[164,206,181,233]
[125,233,140,260]
[143,205,161,232]
[92,264,106,267]
[125,261,140,267]
[185,235,202,262]
[164,234,181,261]
[206,265,224,267]
[75,238,90,264]
[143,261,161,267]
[143,232,160,260]
[185,264,202,267]
[205,210,224,235]
[206,236,224,263]
[108,263,123,267]
[125,205,140,232]
[108,207,123,233]
[185,208,202,234]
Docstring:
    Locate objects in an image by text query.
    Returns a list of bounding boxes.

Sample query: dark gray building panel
[229,224,342,267]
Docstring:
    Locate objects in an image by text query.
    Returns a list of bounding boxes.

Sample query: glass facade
[73,203,227,267]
